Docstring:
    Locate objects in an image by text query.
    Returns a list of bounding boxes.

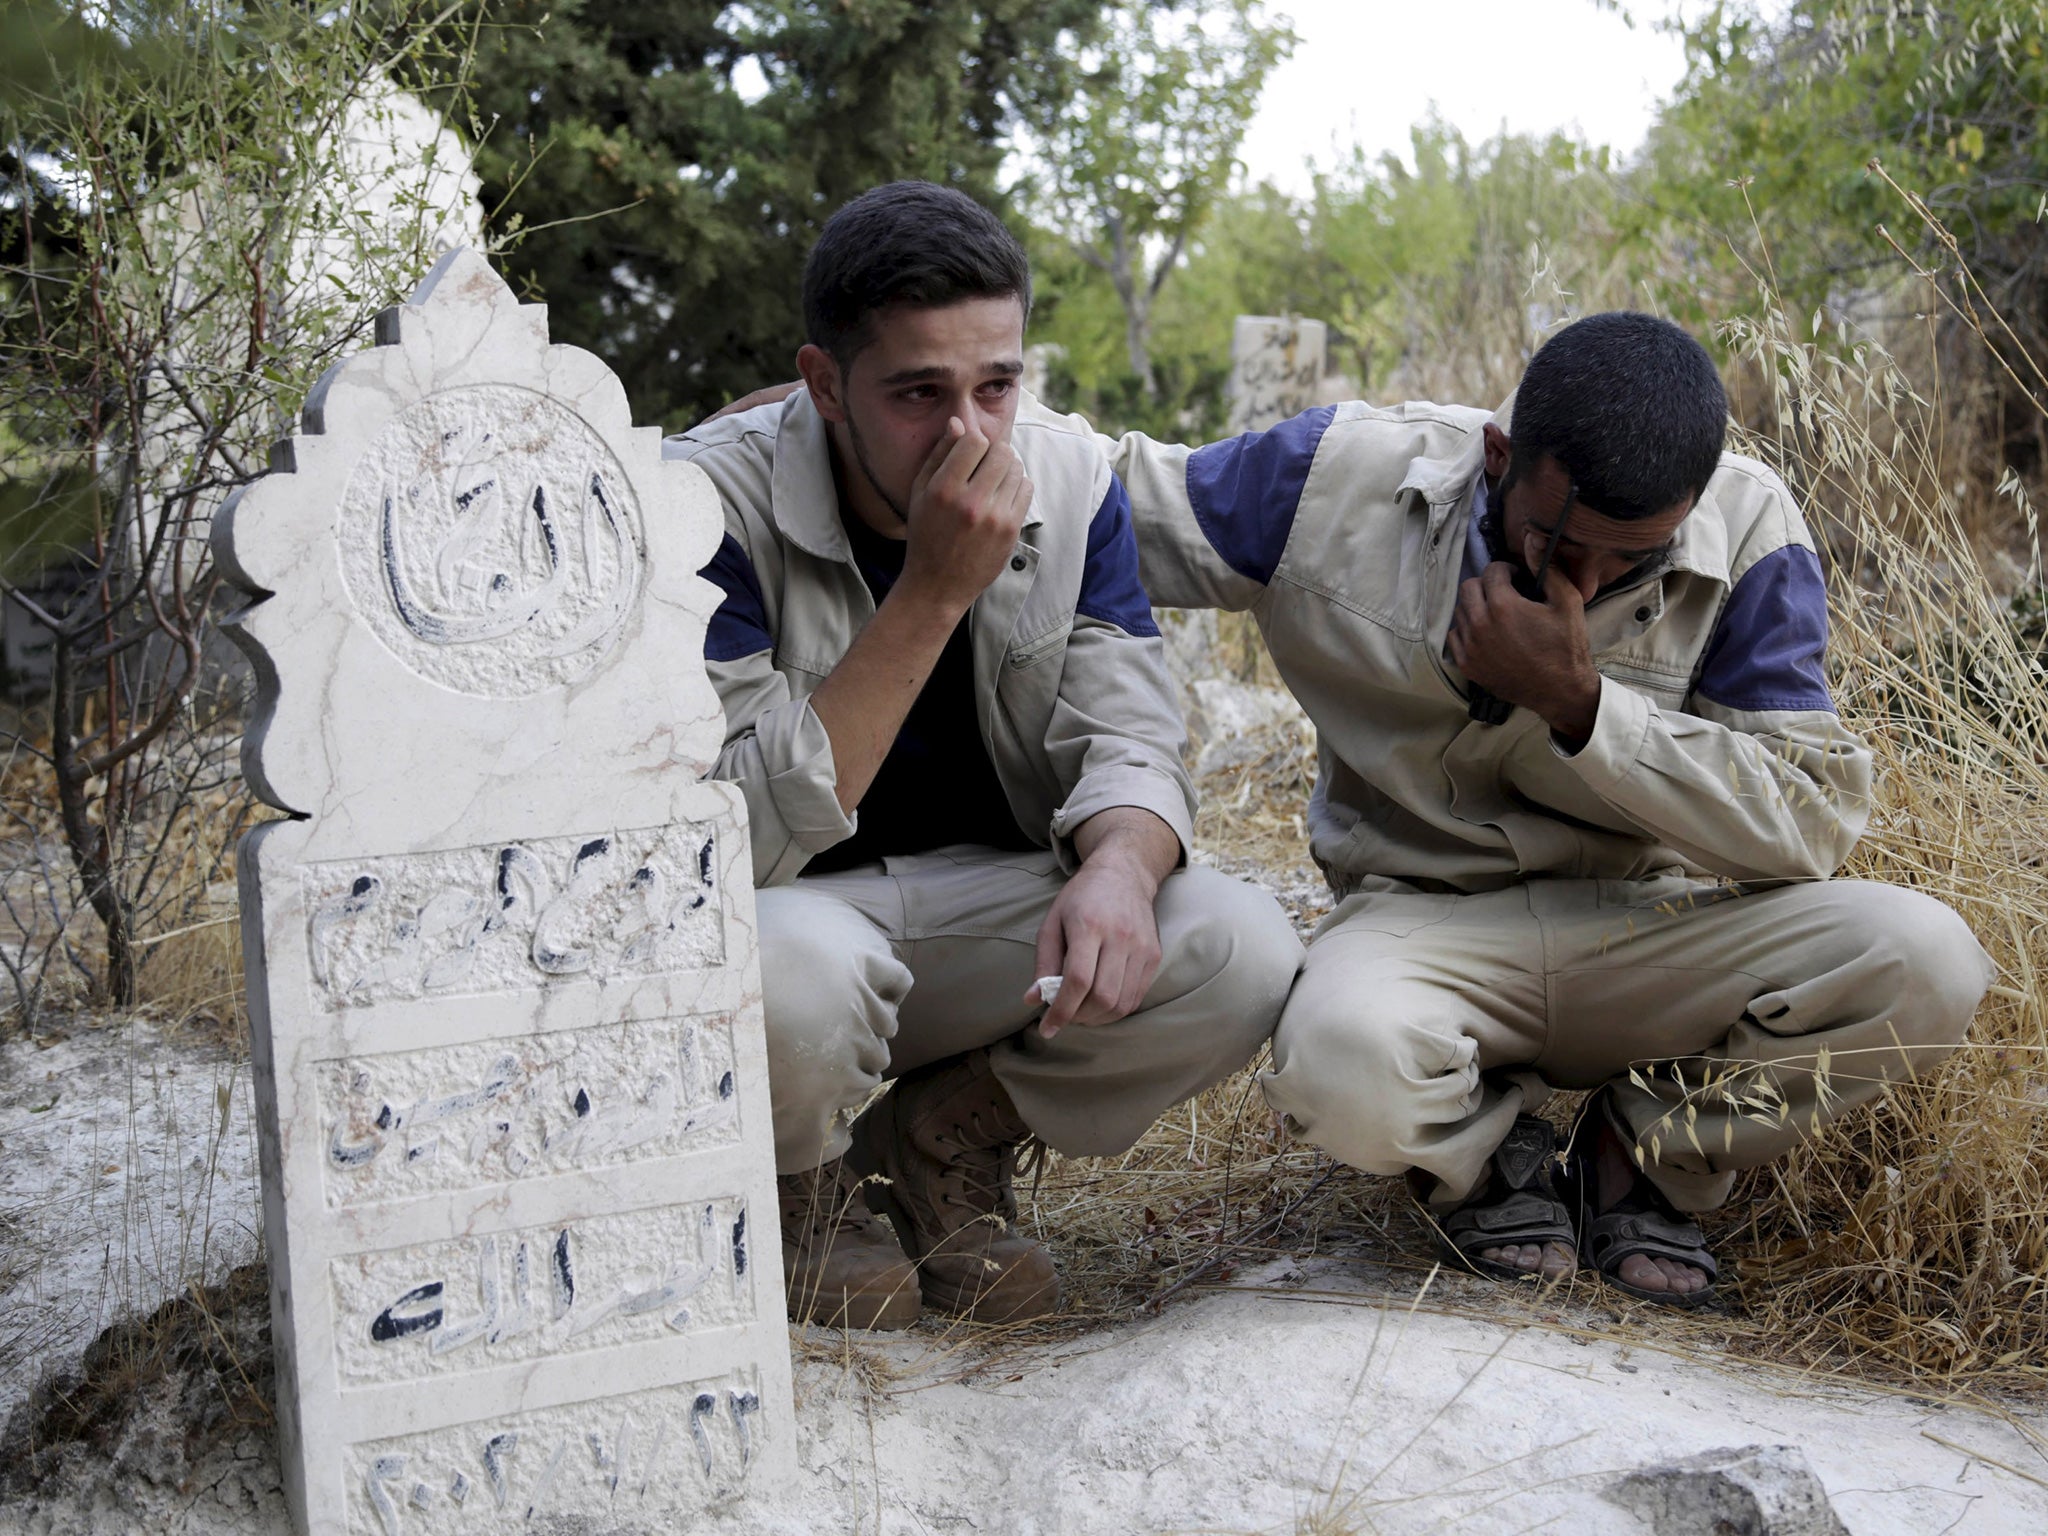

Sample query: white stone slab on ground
[775,1258,2048,1535]
[0,1023,261,1431]
[213,248,793,1536]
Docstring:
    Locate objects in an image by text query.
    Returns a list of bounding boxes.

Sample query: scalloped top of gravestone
[215,248,793,1536]
[1224,315,1328,436]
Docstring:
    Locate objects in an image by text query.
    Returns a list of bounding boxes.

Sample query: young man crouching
[666,182,1302,1329]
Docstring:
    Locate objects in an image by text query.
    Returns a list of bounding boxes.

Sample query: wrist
[1084,849,1163,901]
[1079,829,1168,896]
[1545,671,1603,751]
[881,571,972,630]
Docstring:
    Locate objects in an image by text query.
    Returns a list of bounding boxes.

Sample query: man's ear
[1482,422,1513,479]
[796,343,846,424]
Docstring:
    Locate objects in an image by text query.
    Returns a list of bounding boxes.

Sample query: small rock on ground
[1607,1443,1851,1536]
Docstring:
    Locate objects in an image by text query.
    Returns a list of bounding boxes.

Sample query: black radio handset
[1467,478,1576,726]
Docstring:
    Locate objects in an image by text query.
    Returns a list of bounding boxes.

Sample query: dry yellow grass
[130,880,244,1042]
[1703,261,2048,1390]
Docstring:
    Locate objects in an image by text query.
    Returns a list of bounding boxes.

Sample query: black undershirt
[803,510,1034,874]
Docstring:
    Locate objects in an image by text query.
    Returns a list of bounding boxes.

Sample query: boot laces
[1017,1134,1049,1212]
[780,1160,873,1238]
[933,1111,1030,1227]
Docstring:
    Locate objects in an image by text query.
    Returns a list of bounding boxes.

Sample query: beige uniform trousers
[1262,874,1992,1213]
[759,845,1305,1172]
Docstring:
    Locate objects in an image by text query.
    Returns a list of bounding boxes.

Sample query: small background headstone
[1224,315,1328,434]
[218,248,792,1536]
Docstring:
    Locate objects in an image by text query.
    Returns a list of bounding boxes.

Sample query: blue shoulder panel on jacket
[1695,544,1835,713]
[1184,404,1337,585]
[701,532,774,662]
[1075,475,1161,637]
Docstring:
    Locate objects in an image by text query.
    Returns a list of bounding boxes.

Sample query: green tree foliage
[1642,1,2048,463]
[456,0,1103,430]
[1032,119,1620,439]
[0,0,130,102]
[1014,0,1293,405]
[1650,1,2046,286]
[1283,123,1618,400]
[0,0,480,1009]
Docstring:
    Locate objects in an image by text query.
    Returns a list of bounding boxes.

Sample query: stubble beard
[843,410,911,526]
[1480,462,1525,572]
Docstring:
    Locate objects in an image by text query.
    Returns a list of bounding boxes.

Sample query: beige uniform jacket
[1113,399,1872,895]
[668,390,1195,888]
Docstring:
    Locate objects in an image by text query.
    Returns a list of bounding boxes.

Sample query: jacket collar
[1398,394,1731,589]
[769,387,1047,563]
[769,388,851,562]
[1663,483,1729,586]
[1394,404,1492,507]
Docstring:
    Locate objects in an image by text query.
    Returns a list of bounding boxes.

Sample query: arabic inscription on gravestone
[1225,314,1328,435]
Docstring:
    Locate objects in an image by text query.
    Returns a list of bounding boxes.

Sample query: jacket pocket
[1007,618,1073,670]
[1597,660,1691,710]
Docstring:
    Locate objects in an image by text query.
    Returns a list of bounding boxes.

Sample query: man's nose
[1559,555,1603,605]
[965,396,1009,443]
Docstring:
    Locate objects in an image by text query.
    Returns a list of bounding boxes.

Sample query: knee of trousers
[756,888,911,1167]
[1262,993,1478,1172]
[1153,867,1305,1065]
[1823,882,1995,1055]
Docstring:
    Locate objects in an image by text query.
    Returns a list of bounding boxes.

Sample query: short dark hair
[1508,312,1728,519]
[802,181,1032,364]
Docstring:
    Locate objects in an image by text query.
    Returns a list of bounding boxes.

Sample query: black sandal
[1419,1114,1576,1282]
[1564,1091,1721,1310]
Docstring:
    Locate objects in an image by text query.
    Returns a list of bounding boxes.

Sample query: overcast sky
[1235,0,1772,192]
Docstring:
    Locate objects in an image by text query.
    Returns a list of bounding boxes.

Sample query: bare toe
[1538,1240,1575,1280]
[1656,1256,1706,1294]
[1619,1253,1671,1293]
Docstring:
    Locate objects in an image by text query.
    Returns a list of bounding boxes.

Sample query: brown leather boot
[849,1049,1062,1323]
[777,1157,921,1330]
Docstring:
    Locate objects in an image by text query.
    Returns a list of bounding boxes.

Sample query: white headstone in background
[1225,315,1328,435]
[216,248,793,1536]
[1022,342,1066,403]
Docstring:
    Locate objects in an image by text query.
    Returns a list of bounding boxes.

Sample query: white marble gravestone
[1224,315,1328,434]
[216,248,794,1536]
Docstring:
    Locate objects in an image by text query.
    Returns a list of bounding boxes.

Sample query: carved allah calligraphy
[339,385,645,696]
